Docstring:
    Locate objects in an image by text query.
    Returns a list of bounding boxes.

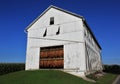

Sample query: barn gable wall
[27,8,82,32]
[26,8,85,70]
[27,7,84,50]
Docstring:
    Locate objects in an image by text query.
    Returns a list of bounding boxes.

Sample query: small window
[43,29,47,37]
[50,17,54,25]
[56,26,60,35]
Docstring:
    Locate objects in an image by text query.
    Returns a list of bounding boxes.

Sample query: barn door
[40,45,63,69]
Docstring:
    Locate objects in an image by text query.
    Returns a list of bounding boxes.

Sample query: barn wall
[26,28,84,69]
[26,38,86,71]
[28,21,83,40]
[64,43,86,71]
[26,29,85,70]
[26,7,87,76]
[83,24,103,74]
[26,38,39,70]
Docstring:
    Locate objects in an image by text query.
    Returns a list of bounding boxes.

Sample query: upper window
[50,17,54,25]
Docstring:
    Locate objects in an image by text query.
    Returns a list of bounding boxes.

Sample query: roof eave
[82,19,102,50]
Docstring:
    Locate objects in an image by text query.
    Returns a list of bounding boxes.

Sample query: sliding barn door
[40,45,63,69]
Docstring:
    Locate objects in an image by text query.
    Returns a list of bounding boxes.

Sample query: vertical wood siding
[40,45,63,69]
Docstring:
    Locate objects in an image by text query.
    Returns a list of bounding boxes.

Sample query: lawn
[0,70,92,84]
[95,73,118,84]
[0,70,118,84]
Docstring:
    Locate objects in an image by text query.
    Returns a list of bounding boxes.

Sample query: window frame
[50,17,54,25]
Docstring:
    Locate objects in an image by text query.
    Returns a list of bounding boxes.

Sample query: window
[56,26,60,35]
[43,29,47,37]
[50,17,54,25]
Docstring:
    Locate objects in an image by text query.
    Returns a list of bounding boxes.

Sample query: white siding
[64,43,86,71]
[83,24,103,73]
[27,8,82,32]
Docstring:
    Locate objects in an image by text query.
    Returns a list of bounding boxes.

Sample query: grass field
[95,73,118,84]
[0,70,118,84]
[0,70,92,84]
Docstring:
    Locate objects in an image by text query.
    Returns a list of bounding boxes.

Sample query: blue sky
[0,0,120,64]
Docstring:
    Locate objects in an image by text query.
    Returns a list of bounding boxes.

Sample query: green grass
[0,70,92,84]
[95,73,118,84]
[0,70,118,84]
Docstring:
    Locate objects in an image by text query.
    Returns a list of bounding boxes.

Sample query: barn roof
[25,5,102,49]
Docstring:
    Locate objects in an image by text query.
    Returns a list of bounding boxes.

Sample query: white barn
[25,5,103,76]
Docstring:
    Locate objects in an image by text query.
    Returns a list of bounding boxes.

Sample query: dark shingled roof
[25,5,101,49]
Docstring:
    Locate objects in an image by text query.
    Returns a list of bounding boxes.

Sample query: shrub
[86,71,104,81]
[0,63,25,75]
[86,73,98,81]
[103,64,120,74]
